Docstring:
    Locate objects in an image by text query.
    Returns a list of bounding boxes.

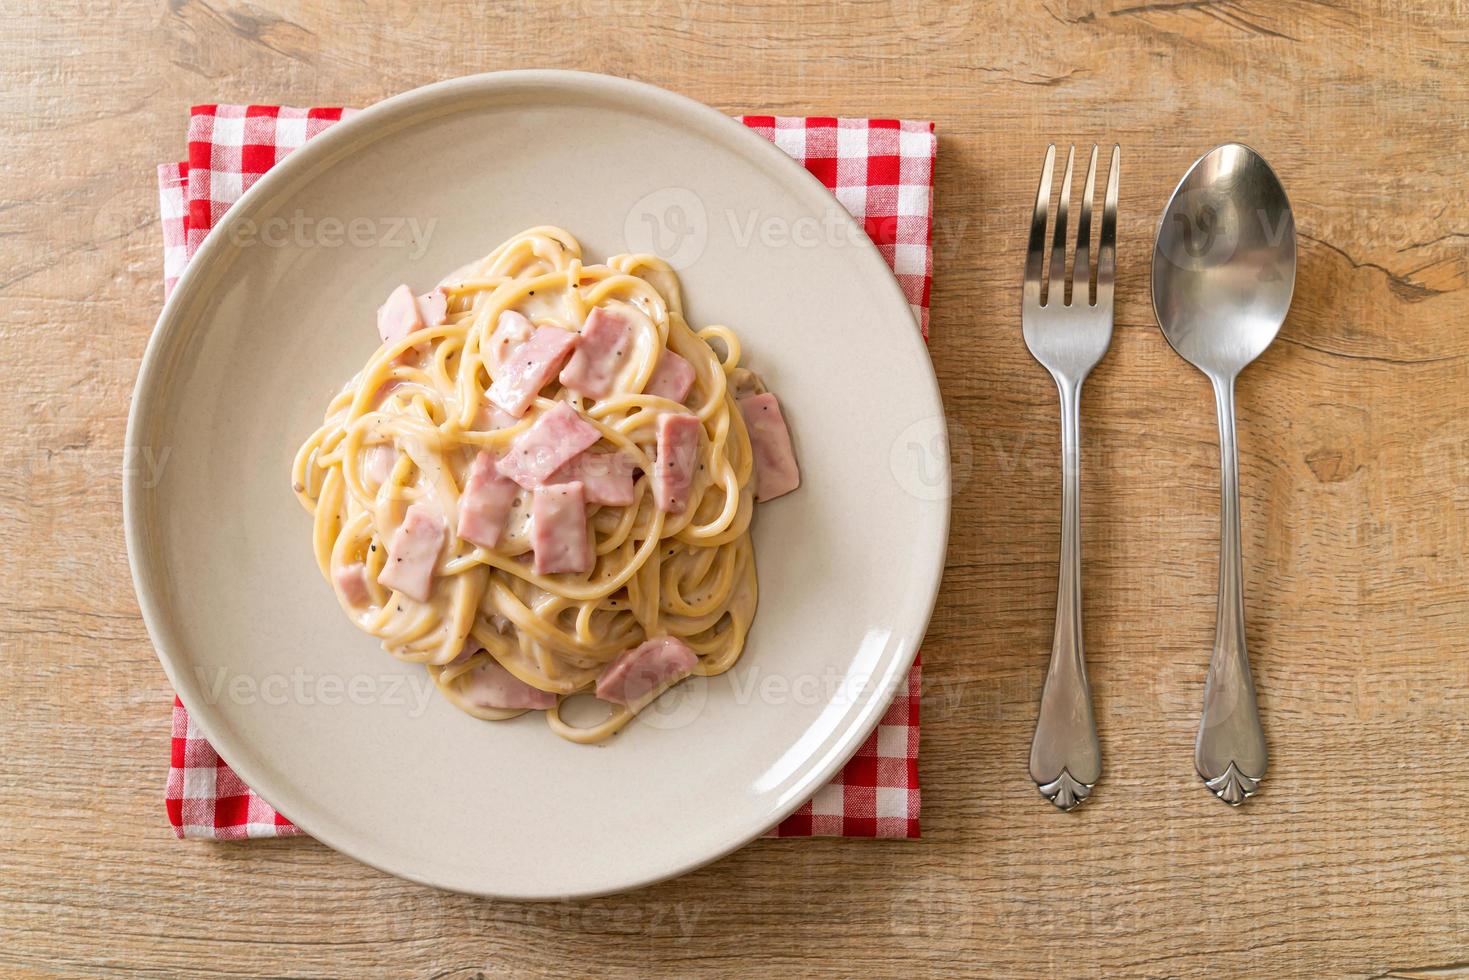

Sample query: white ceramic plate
[126,71,948,899]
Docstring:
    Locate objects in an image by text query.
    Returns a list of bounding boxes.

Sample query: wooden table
[4,1,1466,976]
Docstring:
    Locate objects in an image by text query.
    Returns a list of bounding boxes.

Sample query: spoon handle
[1198,375,1268,805]
[1029,378,1101,811]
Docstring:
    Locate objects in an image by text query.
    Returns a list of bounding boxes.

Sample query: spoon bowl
[1152,143,1296,379]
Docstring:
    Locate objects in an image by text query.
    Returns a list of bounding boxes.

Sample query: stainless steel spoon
[1151,143,1295,806]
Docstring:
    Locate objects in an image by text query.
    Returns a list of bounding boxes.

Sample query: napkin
[157,104,935,841]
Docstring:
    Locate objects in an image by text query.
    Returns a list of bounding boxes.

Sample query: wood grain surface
[2,0,1466,976]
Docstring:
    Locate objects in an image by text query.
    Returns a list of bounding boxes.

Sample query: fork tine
[1048,146,1075,305]
[1024,144,1055,307]
[1096,144,1120,309]
[1074,145,1099,307]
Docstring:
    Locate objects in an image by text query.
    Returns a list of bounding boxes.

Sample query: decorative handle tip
[1037,769,1093,811]
[1203,762,1261,806]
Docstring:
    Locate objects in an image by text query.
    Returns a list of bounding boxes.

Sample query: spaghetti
[291,227,798,743]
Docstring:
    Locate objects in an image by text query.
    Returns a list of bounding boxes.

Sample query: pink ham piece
[530,481,591,575]
[738,392,801,502]
[548,451,636,507]
[595,635,698,706]
[376,503,445,602]
[485,310,534,373]
[376,284,423,347]
[371,378,406,409]
[496,401,602,489]
[559,305,630,399]
[334,562,371,606]
[473,402,519,432]
[457,450,519,549]
[417,287,449,327]
[376,286,448,362]
[461,656,557,710]
[488,324,577,417]
[653,412,701,514]
[645,350,695,403]
[364,444,395,485]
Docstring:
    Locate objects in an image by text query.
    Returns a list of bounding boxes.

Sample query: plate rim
[124,68,949,899]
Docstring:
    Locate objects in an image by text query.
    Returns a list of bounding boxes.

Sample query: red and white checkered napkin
[157,104,935,841]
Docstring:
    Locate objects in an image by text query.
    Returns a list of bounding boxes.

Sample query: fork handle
[1029,377,1101,811]
[1197,374,1268,805]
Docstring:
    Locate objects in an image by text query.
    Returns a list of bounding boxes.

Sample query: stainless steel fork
[1023,144,1119,811]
